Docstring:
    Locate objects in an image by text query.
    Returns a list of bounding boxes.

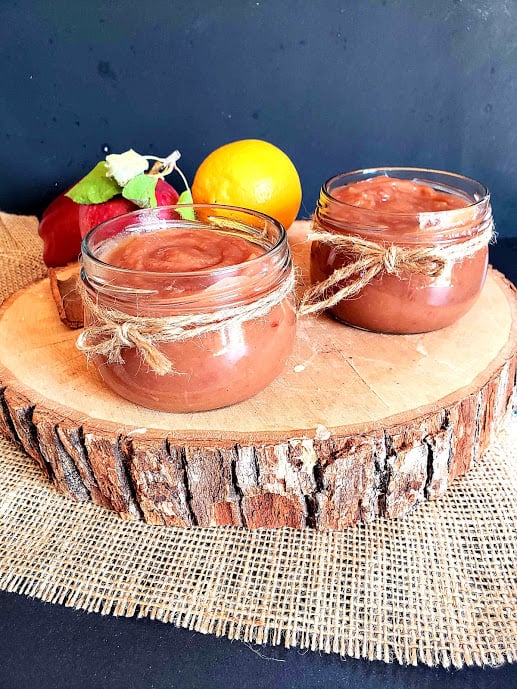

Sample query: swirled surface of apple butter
[105,227,263,274]
[332,176,469,214]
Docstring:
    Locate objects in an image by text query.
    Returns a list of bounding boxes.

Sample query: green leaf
[65,162,121,204]
[177,189,195,220]
[122,174,159,208]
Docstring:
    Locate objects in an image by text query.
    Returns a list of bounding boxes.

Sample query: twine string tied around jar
[299,219,495,317]
[76,268,296,376]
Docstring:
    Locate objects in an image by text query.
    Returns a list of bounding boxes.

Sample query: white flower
[105,149,149,187]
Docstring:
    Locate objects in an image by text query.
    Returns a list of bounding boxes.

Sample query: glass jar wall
[79,205,296,412]
[310,168,493,334]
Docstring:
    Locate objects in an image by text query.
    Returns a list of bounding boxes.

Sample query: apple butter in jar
[78,205,296,412]
[307,168,494,334]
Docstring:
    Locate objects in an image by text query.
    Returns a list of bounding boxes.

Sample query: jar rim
[321,166,490,217]
[81,203,287,279]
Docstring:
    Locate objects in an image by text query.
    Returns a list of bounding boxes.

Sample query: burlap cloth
[0,211,515,669]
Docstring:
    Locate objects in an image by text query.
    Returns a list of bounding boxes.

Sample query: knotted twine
[76,220,495,372]
[76,268,296,375]
[298,219,496,316]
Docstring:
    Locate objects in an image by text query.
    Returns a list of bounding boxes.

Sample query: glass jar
[310,167,494,334]
[78,205,296,412]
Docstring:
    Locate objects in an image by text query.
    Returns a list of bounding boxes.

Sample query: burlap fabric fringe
[77,269,295,375]
[300,219,495,316]
[0,214,516,669]
[1,422,516,669]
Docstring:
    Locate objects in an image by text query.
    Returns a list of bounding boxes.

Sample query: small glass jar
[79,205,296,412]
[310,167,494,334]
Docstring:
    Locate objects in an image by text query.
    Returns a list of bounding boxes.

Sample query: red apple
[77,196,136,239]
[79,178,179,238]
[38,191,83,266]
[39,178,180,266]
[155,177,181,205]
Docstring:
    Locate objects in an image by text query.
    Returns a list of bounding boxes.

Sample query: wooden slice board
[0,222,515,529]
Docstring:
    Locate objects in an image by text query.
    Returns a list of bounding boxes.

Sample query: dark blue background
[1,0,516,236]
[1,589,516,689]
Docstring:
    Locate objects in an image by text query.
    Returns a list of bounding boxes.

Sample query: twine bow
[299,221,495,317]
[76,269,296,376]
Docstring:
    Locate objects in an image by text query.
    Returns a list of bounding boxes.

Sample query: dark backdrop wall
[1,0,516,236]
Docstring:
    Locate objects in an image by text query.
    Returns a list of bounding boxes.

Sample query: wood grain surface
[0,222,515,529]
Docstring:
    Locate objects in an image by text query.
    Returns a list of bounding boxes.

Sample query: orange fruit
[191,139,302,229]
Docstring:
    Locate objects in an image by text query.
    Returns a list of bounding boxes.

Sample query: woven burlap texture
[0,213,515,669]
[0,211,47,289]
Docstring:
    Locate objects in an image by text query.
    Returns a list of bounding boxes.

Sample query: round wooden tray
[0,222,515,529]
